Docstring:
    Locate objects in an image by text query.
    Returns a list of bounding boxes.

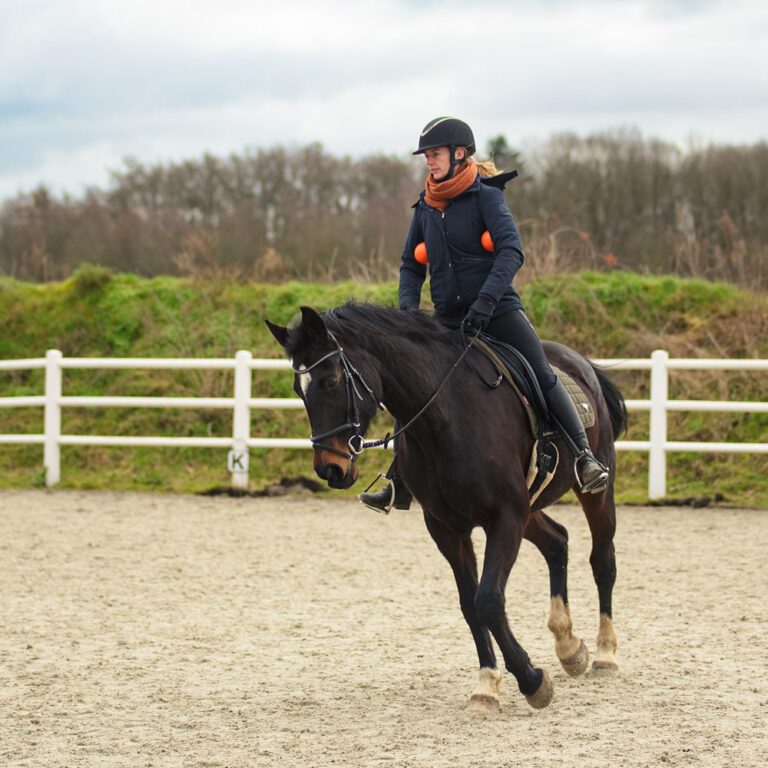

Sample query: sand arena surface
[1,490,766,767]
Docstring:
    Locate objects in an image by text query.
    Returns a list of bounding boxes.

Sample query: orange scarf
[424,158,478,211]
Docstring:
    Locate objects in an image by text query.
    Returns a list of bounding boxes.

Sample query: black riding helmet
[413,116,476,180]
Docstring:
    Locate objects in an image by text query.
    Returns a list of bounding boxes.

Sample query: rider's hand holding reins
[464,295,496,332]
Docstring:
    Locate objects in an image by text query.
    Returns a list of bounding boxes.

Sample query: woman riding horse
[360,116,610,513]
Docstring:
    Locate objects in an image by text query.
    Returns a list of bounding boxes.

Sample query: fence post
[44,349,62,487]
[649,349,669,499]
[230,350,252,490]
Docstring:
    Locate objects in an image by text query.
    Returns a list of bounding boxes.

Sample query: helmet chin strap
[436,146,464,181]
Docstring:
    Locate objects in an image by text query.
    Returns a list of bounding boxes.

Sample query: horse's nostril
[320,463,344,487]
[328,464,344,485]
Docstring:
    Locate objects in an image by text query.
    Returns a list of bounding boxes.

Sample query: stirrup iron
[358,473,396,514]
[574,452,610,494]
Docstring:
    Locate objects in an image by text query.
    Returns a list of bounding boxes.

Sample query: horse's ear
[300,306,329,343]
[265,318,289,348]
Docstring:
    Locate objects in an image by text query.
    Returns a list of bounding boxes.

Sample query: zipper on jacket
[441,212,451,263]
[441,212,460,302]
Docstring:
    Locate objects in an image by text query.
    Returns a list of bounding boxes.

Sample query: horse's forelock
[284,308,340,361]
[284,319,325,361]
[283,323,305,358]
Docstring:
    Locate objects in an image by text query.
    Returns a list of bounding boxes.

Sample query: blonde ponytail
[475,159,503,178]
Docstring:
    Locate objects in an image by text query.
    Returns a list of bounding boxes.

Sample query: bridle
[292,331,381,462]
[293,326,481,463]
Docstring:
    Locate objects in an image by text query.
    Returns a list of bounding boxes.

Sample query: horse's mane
[323,302,459,348]
[283,302,461,382]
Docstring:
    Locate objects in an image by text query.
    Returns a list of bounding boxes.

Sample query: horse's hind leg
[422,511,501,712]
[525,511,589,677]
[578,486,619,672]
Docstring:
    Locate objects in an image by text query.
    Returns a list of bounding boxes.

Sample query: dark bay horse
[266,303,627,712]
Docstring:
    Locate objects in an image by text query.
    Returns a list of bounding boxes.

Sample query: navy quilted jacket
[398,171,524,319]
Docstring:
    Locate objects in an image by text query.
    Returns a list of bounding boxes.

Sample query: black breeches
[485,310,558,392]
[438,309,558,393]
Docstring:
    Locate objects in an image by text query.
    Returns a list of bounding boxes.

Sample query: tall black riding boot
[358,458,413,513]
[544,377,610,494]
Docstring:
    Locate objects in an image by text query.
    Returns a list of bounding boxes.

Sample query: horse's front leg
[477,510,554,710]
[422,511,502,712]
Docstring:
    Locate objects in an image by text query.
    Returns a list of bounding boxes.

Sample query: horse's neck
[352,329,453,428]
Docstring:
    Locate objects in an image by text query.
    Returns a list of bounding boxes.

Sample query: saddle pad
[551,366,596,429]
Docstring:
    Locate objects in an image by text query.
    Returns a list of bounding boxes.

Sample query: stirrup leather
[574,452,610,494]
[358,473,396,514]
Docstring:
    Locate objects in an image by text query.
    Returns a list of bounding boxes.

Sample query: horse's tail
[591,364,628,439]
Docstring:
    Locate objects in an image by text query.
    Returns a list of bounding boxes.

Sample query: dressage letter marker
[228,450,249,473]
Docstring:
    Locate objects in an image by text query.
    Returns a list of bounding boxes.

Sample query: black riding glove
[464,295,496,332]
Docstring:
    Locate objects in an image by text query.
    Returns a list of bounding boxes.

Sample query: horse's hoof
[525,670,554,710]
[560,639,589,677]
[591,659,619,675]
[467,693,500,714]
[468,667,502,713]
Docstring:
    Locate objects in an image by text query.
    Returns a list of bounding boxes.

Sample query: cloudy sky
[1,0,766,199]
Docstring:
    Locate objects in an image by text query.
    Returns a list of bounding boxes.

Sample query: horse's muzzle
[314,448,358,489]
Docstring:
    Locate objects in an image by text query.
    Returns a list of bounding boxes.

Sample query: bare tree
[0,135,765,288]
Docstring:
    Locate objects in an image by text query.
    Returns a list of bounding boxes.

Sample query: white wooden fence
[1,349,766,499]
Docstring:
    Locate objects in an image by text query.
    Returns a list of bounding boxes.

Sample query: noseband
[293,331,382,462]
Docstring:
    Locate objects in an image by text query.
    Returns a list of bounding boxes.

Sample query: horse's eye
[322,376,340,390]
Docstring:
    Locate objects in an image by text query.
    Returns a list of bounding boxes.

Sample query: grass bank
[1,267,766,505]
